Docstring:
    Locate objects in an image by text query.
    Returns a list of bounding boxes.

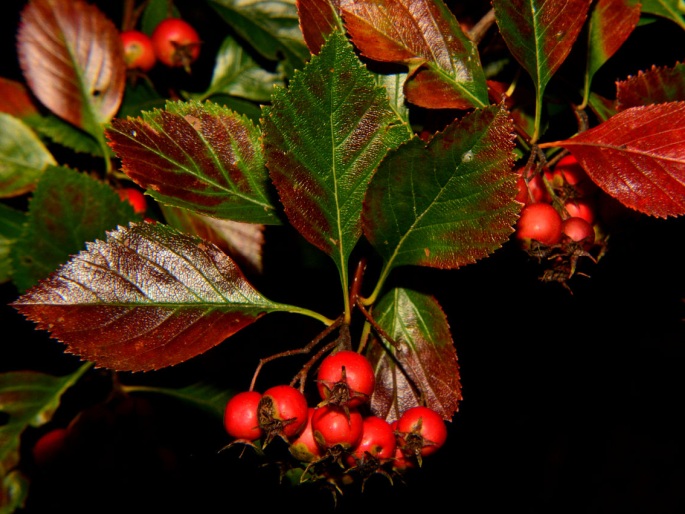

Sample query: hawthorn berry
[117,187,147,214]
[546,154,598,197]
[563,197,596,224]
[317,350,375,410]
[223,390,263,442]
[514,202,563,249]
[396,406,447,464]
[258,385,309,445]
[288,407,322,463]
[349,415,396,463]
[311,405,364,453]
[32,427,69,468]
[151,18,201,71]
[515,166,550,205]
[561,216,596,248]
[120,30,156,72]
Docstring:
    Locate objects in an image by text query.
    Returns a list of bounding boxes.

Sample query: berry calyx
[258,385,309,445]
[395,406,447,466]
[317,350,375,410]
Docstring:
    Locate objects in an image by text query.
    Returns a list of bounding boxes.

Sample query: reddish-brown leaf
[616,62,685,111]
[0,78,39,119]
[296,0,343,55]
[587,0,641,79]
[16,0,125,132]
[543,102,685,218]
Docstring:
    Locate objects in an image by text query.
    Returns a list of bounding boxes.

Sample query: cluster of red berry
[119,18,201,74]
[222,350,448,490]
[513,153,608,288]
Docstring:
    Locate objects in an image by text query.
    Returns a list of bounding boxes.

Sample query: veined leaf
[189,36,285,103]
[616,62,685,110]
[542,102,685,218]
[0,202,25,284]
[10,166,140,293]
[0,365,90,479]
[296,0,344,54]
[208,0,310,76]
[12,222,296,372]
[106,100,281,225]
[16,0,125,139]
[0,78,39,120]
[641,0,685,30]
[262,31,410,287]
[363,105,519,275]
[366,287,461,423]
[0,114,56,198]
[341,0,489,109]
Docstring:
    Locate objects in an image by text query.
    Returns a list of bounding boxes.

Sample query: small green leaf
[0,203,26,284]
[189,36,285,103]
[0,365,91,479]
[12,222,305,372]
[363,105,519,278]
[10,166,140,293]
[0,114,56,198]
[366,288,461,423]
[107,100,281,225]
[641,0,685,30]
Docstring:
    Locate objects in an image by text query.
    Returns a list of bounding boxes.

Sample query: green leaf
[492,0,592,140]
[341,0,489,109]
[106,100,281,225]
[0,203,25,284]
[363,105,519,280]
[27,114,106,157]
[365,287,461,423]
[208,0,310,76]
[1,470,29,514]
[122,381,235,419]
[118,80,167,119]
[0,365,90,480]
[189,35,285,103]
[16,0,125,141]
[12,222,311,372]
[641,0,685,30]
[261,31,411,299]
[10,166,140,293]
[0,114,56,198]
[141,0,180,35]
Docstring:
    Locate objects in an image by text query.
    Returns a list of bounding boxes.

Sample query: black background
[2,1,684,513]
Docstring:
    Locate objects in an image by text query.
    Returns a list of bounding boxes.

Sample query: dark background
[2,1,684,513]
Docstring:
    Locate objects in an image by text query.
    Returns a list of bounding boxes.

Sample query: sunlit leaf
[0,114,56,198]
[16,0,125,138]
[107,100,281,225]
[208,0,310,76]
[0,365,90,480]
[616,62,685,110]
[363,105,519,273]
[341,0,489,109]
[12,222,295,372]
[640,0,685,30]
[262,31,410,282]
[189,36,285,103]
[544,102,685,218]
[296,0,344,54]
[10,166,140,294]
[587,0,641,81]
[0,203,25,284]
[161,204,265,275]
[366,287,461,423]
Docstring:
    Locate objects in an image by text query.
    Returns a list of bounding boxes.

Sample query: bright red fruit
[563,197,595,224]
[117,187,147,214]
[120,30,156,72]
[561,217,595,248]
[317,350,375,409]
[258,385,309,443]
[396,406,447,461]
[151,18,201,70]
[288,408,322,463]
[311,405,364,451]
[350,415,396,462]
[515,203,563,248]
[515,166,550,205]
[546,154,598,197]
[223,391,263,442]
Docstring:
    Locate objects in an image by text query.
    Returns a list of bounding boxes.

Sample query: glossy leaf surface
[363,105,519,271]
[16,0,125,136]
[548,102,685,218]
[341,0,489,109]
[107,100,281,225]
[366,287,461,423]
[13,222,288,371]
[262,31,410,276]
[616,62,685,110]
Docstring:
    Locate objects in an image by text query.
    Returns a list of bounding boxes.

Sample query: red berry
[396,406,447,461]
[561,216,595,248]
[32,427,68,468]
[258,385,309,444]
[223,391,263,442]
[563,197,595,224]
[350,415,396,462]
[311,405,364,451]
[546,154,598,197]
[317,350,375,409]
[515,202,563,248]
[515,166,550,205]
[288,407,322,463]
[151,18,201,70]
[117,187,147,214]
[120,30,156,72]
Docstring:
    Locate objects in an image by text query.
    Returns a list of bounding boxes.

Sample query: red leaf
[16,0,125,131]
[616,62,685,111]
[0,78,39,119]
[543,102,685,218]
[296,0,342,55]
